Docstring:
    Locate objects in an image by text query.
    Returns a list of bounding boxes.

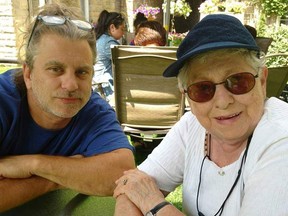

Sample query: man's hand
[0,155,35,179]
[0,154,84,180]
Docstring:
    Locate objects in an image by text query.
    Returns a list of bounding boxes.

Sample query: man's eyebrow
[77,65,94,72]
[44,61,93,72]
[44,60,66,68]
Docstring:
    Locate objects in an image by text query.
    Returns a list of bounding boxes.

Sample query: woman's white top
[138,97,288,216]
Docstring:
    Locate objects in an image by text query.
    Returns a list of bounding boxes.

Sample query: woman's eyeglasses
[184,72,259,103]
[27,15,93,47]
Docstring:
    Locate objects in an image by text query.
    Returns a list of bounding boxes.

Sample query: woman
[93,10,125,102]
[134,20,167,46]
[129,12,147,45]
[113,14,288,216]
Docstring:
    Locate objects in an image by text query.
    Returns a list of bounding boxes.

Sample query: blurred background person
[93,10,125,103]
[134,20,167,46]
[129,12,148,45]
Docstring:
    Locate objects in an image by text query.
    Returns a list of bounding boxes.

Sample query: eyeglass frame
[27,15,94,48]
[184,72,259,103]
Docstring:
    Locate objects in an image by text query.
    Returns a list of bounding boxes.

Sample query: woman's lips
[215,112,241,120]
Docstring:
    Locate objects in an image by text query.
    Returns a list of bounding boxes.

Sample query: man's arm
[0,148,135,196]
[35,149,135,195]
[0,176,59,212]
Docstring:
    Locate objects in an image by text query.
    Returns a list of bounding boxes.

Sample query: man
[0,3,135,212]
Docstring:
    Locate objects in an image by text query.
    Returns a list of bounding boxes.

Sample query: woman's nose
[214,85,234,109]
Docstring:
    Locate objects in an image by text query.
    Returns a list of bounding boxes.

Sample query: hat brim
[163,42,259,77]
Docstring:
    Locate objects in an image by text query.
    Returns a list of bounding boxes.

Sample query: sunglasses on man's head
[27,15,93,48]
[184,72,259,103]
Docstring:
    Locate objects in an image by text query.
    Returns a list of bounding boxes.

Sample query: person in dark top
[0,3,135,212]
[130,12,148,45]
[134,20,167,46]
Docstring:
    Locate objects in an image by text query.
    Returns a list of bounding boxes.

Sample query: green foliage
[256,13,267,35]
[261,0,288,17]
[166,185,183,211]
[199,0,246,14]
[168,32,188,46]
[226,2,246,14]
[0,65,17,73]
[258,24,288,67]
[162,0,192,19]
[198,1,218,14]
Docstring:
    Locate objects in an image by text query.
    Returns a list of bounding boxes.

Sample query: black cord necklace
[196,133,253,216]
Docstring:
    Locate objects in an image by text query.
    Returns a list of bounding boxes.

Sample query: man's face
[24,33,94,128]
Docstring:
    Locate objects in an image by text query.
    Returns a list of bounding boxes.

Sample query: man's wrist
[30,154,41,175]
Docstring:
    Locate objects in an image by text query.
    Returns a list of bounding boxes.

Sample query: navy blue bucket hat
[163,14,260,77]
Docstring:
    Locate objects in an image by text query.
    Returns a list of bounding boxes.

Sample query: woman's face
[186,52,268,142]
[109,23,125,40]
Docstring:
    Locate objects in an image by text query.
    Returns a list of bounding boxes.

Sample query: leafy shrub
[162,0,192,19]
[261,0,288,17]
[198,0,246,14]
[258,24,288,67]
[168,31,188,46]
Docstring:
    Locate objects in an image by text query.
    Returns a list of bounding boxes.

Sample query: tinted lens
[71,20,93,31]
[40,16,92,30]
[41,16,66,25]
[225,72,256,95]
[186,81,216,102]
[185,72,257,103]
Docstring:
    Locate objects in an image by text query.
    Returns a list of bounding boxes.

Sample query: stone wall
[12,0,30,61]
[0,0,134,60]
[89,0,119,24]
[1,0,164,60]
[0,0,18,60]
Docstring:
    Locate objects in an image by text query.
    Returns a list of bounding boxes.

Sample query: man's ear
[23,63,32,89]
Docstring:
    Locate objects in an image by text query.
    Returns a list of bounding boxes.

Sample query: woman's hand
[114,169,165,214]
[114,194,143,216]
